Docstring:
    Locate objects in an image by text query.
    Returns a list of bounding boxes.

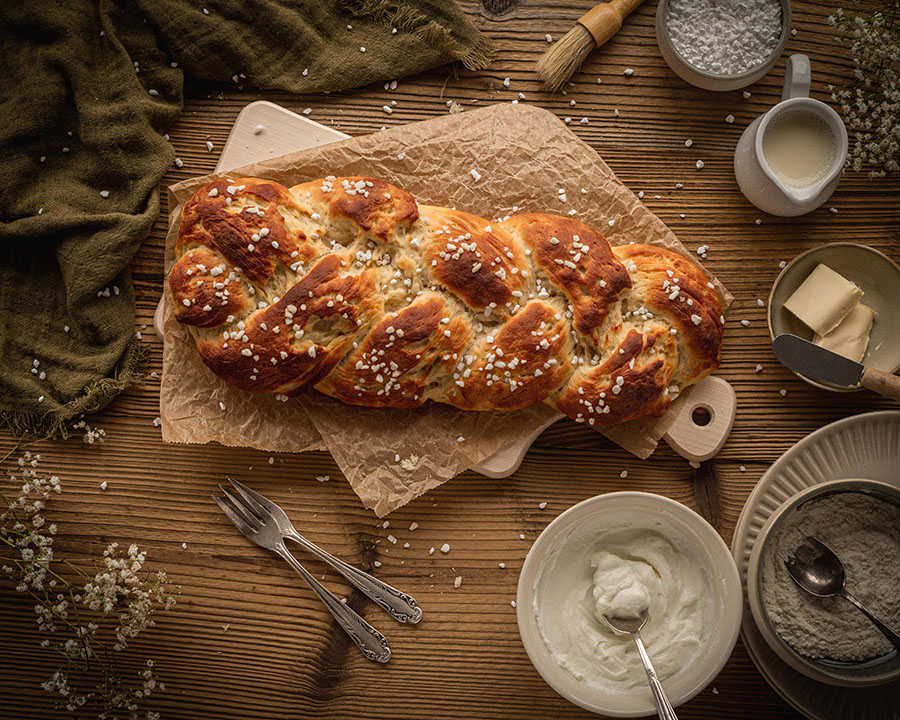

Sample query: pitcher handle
[782,54,811,101]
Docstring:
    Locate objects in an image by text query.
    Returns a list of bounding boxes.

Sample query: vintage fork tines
[213,486,392,663]
[224,478,423,624]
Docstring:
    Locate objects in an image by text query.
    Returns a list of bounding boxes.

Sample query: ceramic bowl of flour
[656,0,791,91]
[747,479,900,686]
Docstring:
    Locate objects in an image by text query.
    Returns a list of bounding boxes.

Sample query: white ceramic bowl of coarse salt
[656,0,791,91]
[747,478,900,687]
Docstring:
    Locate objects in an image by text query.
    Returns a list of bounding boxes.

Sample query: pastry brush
[536,0,647,92]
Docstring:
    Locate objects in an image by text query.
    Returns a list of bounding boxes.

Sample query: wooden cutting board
[155,100,737,474]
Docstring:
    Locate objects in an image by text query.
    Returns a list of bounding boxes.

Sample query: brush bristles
[536,24,595,93]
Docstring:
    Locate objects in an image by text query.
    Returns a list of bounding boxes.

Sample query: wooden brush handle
[578,0,647,47]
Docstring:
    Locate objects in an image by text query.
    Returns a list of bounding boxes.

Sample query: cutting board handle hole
[691,406,713,427]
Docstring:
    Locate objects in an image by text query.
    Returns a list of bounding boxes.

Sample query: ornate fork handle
[286,529,422,624]
[273,543,391,663]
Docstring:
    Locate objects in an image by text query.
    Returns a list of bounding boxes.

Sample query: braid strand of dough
[169,176,723,428]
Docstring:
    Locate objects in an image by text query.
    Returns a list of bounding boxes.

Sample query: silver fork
[225,478,422,623]
[214,484,391,663]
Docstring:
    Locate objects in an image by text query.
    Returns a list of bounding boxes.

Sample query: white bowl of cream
[517,492,742,717]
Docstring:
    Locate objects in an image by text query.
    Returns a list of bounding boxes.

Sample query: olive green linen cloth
[0,0,493,437]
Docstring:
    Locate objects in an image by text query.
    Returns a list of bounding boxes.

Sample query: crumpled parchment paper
[160,103,732,516]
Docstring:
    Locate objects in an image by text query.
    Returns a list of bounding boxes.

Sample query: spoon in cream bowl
[602,610,679,720]
[785,535,900,652]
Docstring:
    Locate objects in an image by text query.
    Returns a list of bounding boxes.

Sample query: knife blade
[772,334,864,387]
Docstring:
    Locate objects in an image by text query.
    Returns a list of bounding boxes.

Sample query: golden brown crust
[169,246,250,328]
[174,177,308,284]
[500,214,632,342]
[418,206,528,312]
[291,176,419,243]
[555,328,677,427]
[170,176,724,428]
[196,255,381,394]
[444,300,574,411]
[614,243,723,382]
[317,293,470,408]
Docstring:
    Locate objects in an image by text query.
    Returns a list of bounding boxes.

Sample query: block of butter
[783,264,864,336]
[813,303,875,363]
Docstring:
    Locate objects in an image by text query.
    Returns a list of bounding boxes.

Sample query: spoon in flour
[602,610,679,719]
[785,536,900,651]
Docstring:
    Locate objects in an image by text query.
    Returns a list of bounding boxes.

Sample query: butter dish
[768,243,900,392]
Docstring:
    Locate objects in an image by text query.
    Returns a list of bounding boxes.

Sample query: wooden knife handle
[578,0,647,48]
[861,368,900,402]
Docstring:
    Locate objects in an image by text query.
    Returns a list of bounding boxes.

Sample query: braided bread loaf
[169,176,723,428]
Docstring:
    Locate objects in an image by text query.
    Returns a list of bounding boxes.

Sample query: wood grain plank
[3,1,897,718]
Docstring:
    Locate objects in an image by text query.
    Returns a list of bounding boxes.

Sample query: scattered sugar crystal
[440,543,451,553]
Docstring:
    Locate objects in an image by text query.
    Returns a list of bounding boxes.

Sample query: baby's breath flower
[830,1,900,177]
[1,449,178,719]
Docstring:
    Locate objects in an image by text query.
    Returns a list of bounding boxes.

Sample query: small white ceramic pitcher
[734,55,848,217]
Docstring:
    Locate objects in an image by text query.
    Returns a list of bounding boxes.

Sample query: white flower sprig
[830,2,900,177]
[0,447,178,719]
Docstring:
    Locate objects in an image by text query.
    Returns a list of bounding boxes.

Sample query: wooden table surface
[2,1,898,718]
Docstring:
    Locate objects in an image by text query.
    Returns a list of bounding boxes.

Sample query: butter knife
[772,334,900,401]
